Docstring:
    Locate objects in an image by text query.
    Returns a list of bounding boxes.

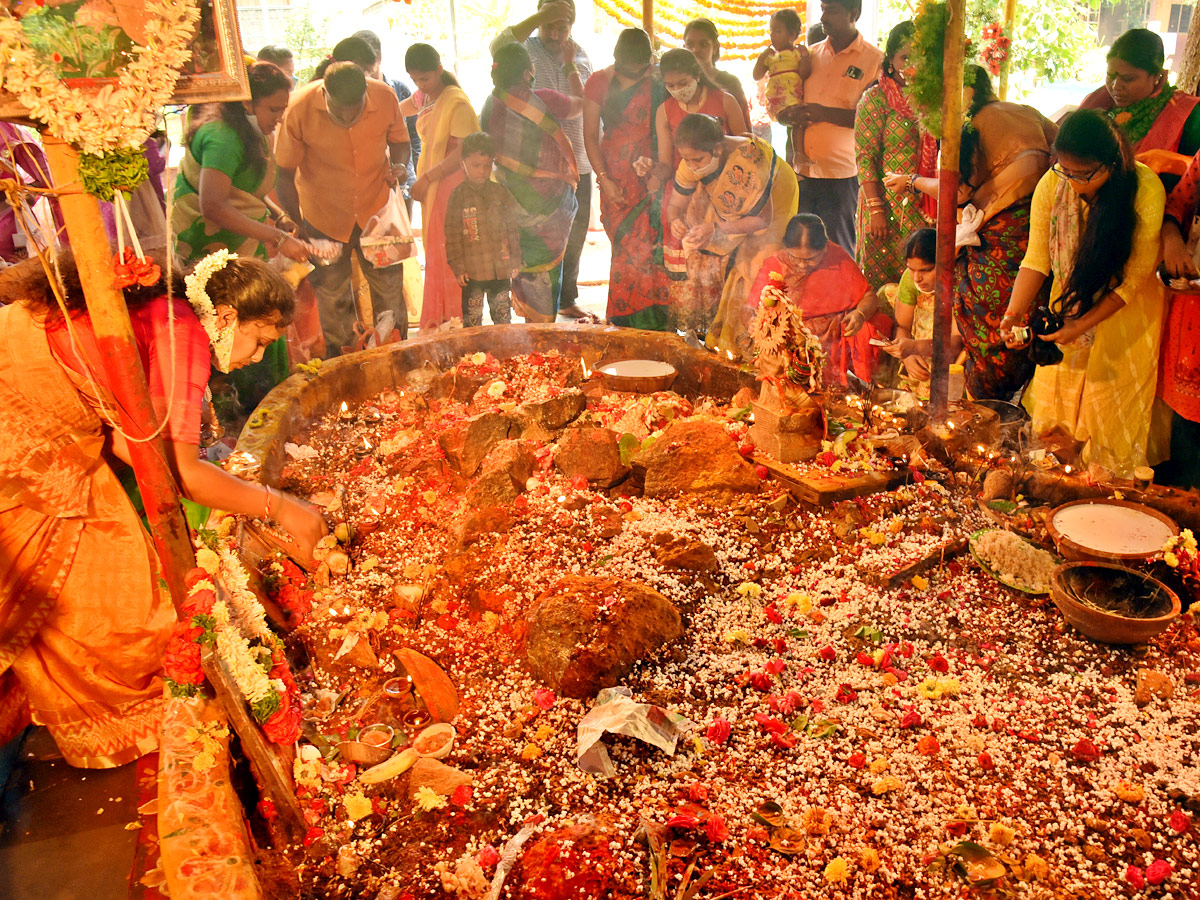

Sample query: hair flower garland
[0,0,200,156]
[185,248,237,371]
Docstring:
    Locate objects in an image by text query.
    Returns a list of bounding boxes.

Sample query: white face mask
[689,154,720,178]
[667,79,698,104]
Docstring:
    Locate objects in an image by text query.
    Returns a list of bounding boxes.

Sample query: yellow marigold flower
[988,822,1016,845]
[415,786,448,812]
[824,856,850,883]
[520,742,543,760]
[343,791,374,820]
[1164,551,1180,568]
[723,628,751,644]
[859,847,881,873]
[911,574,929,590]
[735,582,762,598]
[871,775,902,795]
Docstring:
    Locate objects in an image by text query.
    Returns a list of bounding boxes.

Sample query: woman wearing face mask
[1078,29,1200,189]
[683,19,751,133]
[999,110,1167,478]
[582,28,670,329]
[482,42,582,322]
[0,252,326,768]
[399,43,480,331]
[655,49,748,342]
[854,20,936,290]
[666,113,798,359]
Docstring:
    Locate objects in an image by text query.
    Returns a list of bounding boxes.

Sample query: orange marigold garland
[979,22,1010,77]
[593,0,803,59]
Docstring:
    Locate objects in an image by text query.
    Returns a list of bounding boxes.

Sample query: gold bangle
[263,487,278,520]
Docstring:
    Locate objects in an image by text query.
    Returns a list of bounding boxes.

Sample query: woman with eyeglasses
[886,64,1056,400]
[581,28,670,329]
[998,110,1167,478]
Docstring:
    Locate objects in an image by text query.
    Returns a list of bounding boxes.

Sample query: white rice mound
[974,530,1057,593]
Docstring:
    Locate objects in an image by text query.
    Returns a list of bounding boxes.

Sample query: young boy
[443,132,522,327]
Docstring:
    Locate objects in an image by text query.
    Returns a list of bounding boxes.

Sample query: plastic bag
[360,189,415,268]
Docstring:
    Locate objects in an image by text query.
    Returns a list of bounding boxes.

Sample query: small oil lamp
[354,437,374,458]
[339,401,354,422]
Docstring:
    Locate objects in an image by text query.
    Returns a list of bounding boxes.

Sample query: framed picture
[0,0,248,121]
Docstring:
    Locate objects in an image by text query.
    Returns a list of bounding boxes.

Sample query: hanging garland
[0,0,199,156]
[593,0,804,60]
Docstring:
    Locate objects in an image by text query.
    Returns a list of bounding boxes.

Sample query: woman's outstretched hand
[274,493,327,567]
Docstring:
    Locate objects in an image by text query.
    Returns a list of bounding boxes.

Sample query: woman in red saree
[401,44,480,330]
[582,28,669,329]
[0,254,324,767]
[748,214,891,387]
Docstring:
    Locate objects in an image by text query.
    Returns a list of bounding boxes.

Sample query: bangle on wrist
[907,174,917,193]
[272,230,288,251]
[262,486,276,520]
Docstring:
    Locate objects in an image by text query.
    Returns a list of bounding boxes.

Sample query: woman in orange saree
[0,255,323,767]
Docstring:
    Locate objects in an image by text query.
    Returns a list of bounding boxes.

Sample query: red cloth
[1077,84,1113,112]
[749,242,891,386]
[46,296,212,445]
[1161,291,1200,421]
[1139,92,1200,153]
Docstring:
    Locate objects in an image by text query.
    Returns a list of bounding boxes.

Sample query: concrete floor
[0,727,141,900]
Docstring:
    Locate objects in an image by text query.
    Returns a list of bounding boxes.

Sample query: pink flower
[476,845,500,868]
[899,709,923,729]
[1169,809,1191,834]
[533,687,556,710]
[666,814,700,829]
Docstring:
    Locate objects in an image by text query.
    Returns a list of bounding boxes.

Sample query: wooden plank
[757,455,905,507]
[201,645,305,841]
[876,536,970,589]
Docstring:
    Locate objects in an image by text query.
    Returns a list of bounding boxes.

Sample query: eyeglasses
[1050,162,1105,185]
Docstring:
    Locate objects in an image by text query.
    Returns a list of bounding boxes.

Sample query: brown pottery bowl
[1046,499,1179,563]
[595,359,677,394]
[1050,562,1181,644]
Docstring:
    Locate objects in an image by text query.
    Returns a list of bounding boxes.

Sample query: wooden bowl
[1046,499,1179,563]
[595,359,677,394]
[1050,562,1181,644]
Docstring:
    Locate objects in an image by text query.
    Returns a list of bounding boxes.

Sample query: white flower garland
[212,600,274,704]
[216,541,272,642]
[0,0,200,156]
[184,249,237,372]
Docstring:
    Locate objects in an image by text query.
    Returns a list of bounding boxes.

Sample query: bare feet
[557,303,592,319]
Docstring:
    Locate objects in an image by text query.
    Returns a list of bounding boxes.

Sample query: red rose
[754,713,787,734]
[977,752,995,771]
[477,845,500,868]
[533,687,556,710]
[436,613,458,631]
[749,671,773,692]
[927,655,949,673]
[856,652,875,667]
[264,702,302,745]
[183,588,216,618]
[185,567,211,589]
[1169,809,1191,834]
[1125,865,1145,890]
[809,699,826,714]
[946,820,969,836]
[257,799,277,820]
[706,814,730,843]
[450,784,472,806]
[163,623,204,685]
[899,710,923,729]
[1146,859,1172,885]
[765,605,783,624]
[835,683,858,703]
[772,637,787,655]
[706,717,732,744]
[1072,738,1101,762]
[848,751,866,769]
[971,714,989,729]
[755,464,769,480]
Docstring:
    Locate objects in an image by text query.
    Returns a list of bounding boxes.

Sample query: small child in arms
[753,8,812,171]
[444,132,522,327]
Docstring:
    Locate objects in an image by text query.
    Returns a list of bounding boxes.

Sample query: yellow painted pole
[998,0,1018,100]
[642,0,654,40]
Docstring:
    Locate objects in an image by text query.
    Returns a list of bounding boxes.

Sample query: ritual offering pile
[181,341,1200,900]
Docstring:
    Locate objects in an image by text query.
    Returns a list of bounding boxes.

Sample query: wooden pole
[41,136,196,612]
[642,0,653,41]
[1175,2,1200,95]
[931,0,966,418]
[997,0,1018,100]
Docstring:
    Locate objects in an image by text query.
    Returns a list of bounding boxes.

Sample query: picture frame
[0,0,249,122]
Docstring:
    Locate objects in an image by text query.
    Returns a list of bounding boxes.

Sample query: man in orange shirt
[783,0,882,257]
[276,62,411,355]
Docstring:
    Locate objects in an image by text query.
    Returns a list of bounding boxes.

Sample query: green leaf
[729,404,752,422]
[589,553,616,569]
[810,720,839,739]
[251,691,282,724]
[987,499,1017,514]
[854,625,884,644]
[787,627,809,639]
[618,433,641,466]
[789,714,809,733]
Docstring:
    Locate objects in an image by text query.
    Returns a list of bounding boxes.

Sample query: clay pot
[1049,562,1180,644]
[1047,499,1178,563]
[595,359,677,394]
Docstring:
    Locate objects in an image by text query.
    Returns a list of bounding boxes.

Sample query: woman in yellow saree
[665,114,798,358]
[401,44,481,330]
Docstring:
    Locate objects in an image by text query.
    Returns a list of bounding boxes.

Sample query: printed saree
[591,70,670,329]
[482,88,579,322]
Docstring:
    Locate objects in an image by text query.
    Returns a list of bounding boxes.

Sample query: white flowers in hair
[185,249,238,372]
